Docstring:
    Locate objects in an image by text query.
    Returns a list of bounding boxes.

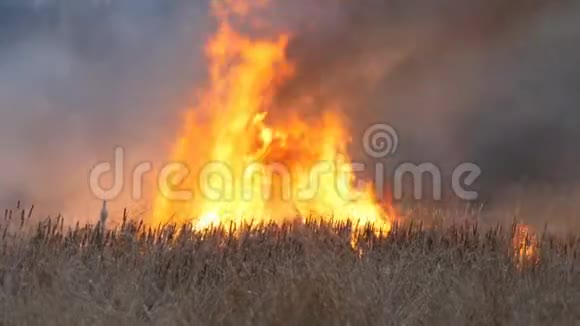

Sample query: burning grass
[0,207,579,325]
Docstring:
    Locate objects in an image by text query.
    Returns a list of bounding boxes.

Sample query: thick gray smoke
[1,0,579,224]
[273,0,580,212]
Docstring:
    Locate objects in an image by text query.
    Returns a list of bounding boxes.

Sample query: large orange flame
[152,0,392,234]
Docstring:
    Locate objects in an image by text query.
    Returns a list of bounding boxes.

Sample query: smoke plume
[1,0,578,224]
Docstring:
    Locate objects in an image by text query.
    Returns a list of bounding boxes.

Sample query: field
[0,206,579,325]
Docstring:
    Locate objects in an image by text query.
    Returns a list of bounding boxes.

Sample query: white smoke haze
[1,0,579,227]
[0,0,211,220]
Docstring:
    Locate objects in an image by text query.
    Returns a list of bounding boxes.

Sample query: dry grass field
[0,207,579,326]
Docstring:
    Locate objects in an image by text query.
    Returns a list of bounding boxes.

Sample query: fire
[513,223,539,268]
[152,0,392,235]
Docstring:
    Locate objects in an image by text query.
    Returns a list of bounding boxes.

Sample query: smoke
[1,0,579,224]
[273,0,580,200]
[0,0,210,219]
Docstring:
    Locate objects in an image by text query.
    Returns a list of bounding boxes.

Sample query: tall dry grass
[0,205,579,325]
